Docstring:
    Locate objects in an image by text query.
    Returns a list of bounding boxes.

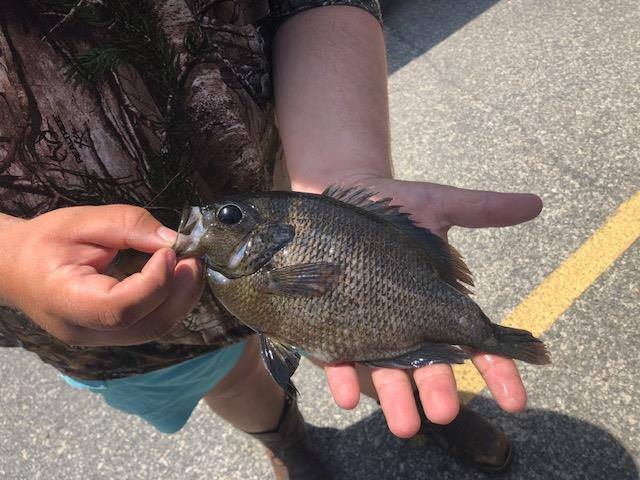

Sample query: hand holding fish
[300,177,545,438]
[174,176,547,440]
[266,7,548,440]
[0,205,203,346]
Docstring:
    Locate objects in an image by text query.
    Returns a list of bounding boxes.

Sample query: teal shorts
[62,341,247,434]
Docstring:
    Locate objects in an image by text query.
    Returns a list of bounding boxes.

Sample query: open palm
[303,177,543,438]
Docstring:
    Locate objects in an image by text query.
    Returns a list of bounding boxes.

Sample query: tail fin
[485,324,551,365]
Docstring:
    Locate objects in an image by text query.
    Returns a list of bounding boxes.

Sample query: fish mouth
[173,206,206,258]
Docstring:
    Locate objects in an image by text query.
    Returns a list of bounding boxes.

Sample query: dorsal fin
[322,184,474,294]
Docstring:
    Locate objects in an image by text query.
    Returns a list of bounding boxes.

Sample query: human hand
[0,205,203,346]
[292,176,543,438]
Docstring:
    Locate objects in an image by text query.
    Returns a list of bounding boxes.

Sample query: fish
[173,185,550,397]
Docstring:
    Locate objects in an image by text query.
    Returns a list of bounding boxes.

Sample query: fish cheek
[200,227,247,271]
[220,223,296,278]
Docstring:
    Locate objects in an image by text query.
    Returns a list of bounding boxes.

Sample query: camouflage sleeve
[268,0,383,27]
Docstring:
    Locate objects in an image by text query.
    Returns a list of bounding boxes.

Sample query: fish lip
[173,206,206,258]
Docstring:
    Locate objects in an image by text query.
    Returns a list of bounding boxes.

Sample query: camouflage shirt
[0,0,381,380]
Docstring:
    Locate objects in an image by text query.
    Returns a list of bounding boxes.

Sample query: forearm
[273,5,392,193]
[0,213,25,307]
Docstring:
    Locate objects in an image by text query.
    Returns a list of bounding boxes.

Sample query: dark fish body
[174,186,549,395]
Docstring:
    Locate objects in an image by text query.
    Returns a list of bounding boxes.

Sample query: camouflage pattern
[0,0,381,380]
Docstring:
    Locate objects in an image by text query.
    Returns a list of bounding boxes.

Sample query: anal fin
[363,343,470,369]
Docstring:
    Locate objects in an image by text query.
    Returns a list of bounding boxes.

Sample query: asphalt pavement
[1,0,638,479]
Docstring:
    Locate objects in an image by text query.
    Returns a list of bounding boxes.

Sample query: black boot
[415,395,513,474]
[246,398,332,480]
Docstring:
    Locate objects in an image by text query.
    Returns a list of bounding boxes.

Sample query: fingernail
[174,262,196,282]
[157,226,177,244]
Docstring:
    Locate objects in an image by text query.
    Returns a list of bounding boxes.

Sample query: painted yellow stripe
[455,191,640,401]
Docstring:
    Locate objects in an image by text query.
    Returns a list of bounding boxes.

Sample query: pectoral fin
[363,343,470,369]
[261,263,341,297]
[259,334,301,399]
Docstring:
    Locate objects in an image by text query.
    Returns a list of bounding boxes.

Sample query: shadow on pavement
[311,395,639,480]
[382,0,499,73]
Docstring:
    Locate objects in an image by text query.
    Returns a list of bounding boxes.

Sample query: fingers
[69,257,204,346]
[102,248,178,329]
[371,368,420,438]
[17,205,201,347]
[433,185,543,229]
[321,358,521,441]
[99,257,204,345]
[324,363,361,410]
[62,248,177,330]
[473,354,527,413]
[412,363,460,425]
[64,205,175,252]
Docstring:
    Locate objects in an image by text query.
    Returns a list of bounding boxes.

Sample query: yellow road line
[455,190,640,401]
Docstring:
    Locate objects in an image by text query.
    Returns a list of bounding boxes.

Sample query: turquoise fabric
[62,341,247,433]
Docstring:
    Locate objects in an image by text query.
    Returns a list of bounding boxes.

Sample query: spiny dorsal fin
[322,184,474,294]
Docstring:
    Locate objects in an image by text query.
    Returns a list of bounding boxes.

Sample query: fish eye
[217,204,243,225]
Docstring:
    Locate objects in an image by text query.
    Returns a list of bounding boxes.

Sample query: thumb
[64,205,177,253]
[435,186,543,229]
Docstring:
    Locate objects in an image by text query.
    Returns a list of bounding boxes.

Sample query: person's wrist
[290,169,393,194]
